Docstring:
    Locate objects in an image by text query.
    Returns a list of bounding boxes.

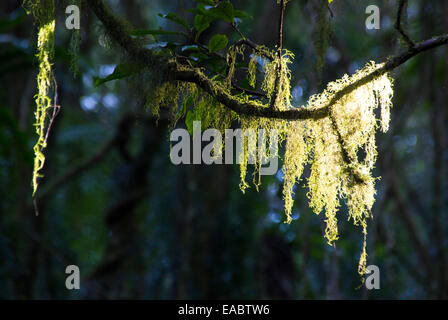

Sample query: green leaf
[234,10,251,19]
[208,34,228,53]
[190,2,235,25]
[194,14,213,40]
[158,13,189,29]
[209,1,234,23]
[181,45,200,53]
[93,63,140,87]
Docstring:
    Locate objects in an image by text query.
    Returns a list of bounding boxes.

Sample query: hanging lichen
[282,120,310,223]
[228,52,393,275]
[247,53,258,88]
[118,22,393,275]
[20,0,394,277]
[23,0,56,195]
[282,61,393,275]
[261,50,294,110]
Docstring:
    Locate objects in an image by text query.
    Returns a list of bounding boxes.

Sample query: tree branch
[270,0,287,110]
[234,38,275,61]
[86,0,448,123]
[395,0,416,48]
[231,81,267,98]
[278,0,285,52]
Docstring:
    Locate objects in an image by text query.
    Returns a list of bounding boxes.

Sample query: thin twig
[395,0,416,48]
[231,22,245,40]
[278,0,285,52]
[234,38,275,60]
[270,0,287,109]
[44,79,61,145]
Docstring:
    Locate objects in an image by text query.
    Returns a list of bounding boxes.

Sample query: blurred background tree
[0,0,447,299]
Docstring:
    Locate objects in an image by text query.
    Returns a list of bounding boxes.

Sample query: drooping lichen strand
[304,61,392,273]
[252,59,392,274]
[143,43,392,277]
[148,49,392,276]
[261,50,294,110]
[308,117,343,243]
[225,45,245,88]
[23,0,54,24]
[33,21,55,195]
[148,80,197,126]
[282,121,310,223]
[247,54,258,88]
[358,224,368,276]
[24,0,55,195]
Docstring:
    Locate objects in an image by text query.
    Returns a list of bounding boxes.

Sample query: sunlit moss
[303,61,393,273]
[248,53,258,88]
[224,45,245,90]
[259,59,392,273]
[24,0,55,195]
[237,114,288,193]
[148,80,197,126]
[23,0,397,278]
[282,120,310,223]
[358,224,368,276]
[261,50,294,110]
[132,46,393,276]
[307,117,343,243]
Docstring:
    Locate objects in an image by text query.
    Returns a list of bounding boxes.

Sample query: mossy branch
[395,0,415,48]
[83,0,448,277]
[87,0,448,122]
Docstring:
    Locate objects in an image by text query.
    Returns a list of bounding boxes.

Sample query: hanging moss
[23,0,395,277]
[24,0,55,195]
[281,61,393,275]
[261,49,294,110]
[282,120,310,223]
[247,53,258,88]
[234,53,393,275]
